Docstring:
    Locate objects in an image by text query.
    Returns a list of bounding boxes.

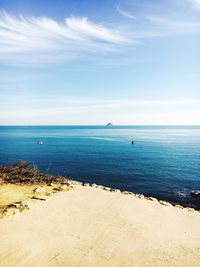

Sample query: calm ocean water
[0,126,200,208]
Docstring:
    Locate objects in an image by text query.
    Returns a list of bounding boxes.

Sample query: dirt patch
[0,162,73,218]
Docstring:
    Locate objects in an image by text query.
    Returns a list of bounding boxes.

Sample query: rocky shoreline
[81,182,200,214]
[0,162,199,219]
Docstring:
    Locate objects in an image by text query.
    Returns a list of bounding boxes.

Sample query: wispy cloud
[116,0,200,37]
[147,15,200,34]
[0,11,130,65]
[1,4,200,67]
[116,5,137,19]
[1,97,200,125]
[2,95,200,110]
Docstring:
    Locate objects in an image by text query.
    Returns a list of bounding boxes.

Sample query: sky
[0,0,200,125]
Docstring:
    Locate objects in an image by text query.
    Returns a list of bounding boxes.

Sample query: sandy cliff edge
[0,182,200,267]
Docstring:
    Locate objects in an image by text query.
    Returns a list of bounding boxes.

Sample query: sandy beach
[0,183,200,267]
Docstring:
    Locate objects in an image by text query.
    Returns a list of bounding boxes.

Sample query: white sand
[0,184,200,267]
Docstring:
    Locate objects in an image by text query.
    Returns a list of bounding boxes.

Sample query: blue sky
[0,0,200,125]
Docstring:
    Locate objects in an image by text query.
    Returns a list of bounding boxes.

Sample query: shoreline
[0,162,199,217]
[72,180,200,211]
[1,180,199,219]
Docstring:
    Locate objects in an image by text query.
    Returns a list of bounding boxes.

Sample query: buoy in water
[37,141,43,145]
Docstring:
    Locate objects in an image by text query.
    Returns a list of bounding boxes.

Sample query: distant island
[106,122,113,126]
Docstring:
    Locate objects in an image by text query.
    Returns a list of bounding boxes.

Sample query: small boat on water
[37,141,43,145]
[131,140,134,144]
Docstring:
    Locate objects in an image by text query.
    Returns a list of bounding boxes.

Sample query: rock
[34,187,46,193]
[146,197,158,202]
[186,208,196,213]
[103,187,111,191]
[53,185,72,192]
[20,201,30,207]
[91,183,97,188]
[12,201,30,212]
[174,204,184,209]
[60,181,71,185]
[82,183,90,187]
[19,204,29,212]
[159,200,172,207]
[32,196,48,201]
[115,189,121,193]
[12,202,22,208]
[122,191,131,195]
[3,206,20,217]
[95,185,104,189]
[136,194,145,199]
[53,187,64,192]
[110,189,121,193]
[109,188,115,192]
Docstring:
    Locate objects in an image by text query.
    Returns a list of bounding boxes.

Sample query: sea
[0,126,200,209]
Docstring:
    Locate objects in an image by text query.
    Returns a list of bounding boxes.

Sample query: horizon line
[0,124,200,127]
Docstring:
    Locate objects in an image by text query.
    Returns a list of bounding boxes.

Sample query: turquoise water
[0,126,200,208]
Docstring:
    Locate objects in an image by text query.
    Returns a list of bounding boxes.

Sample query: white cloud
[1,98,200,125]
[0,11,130,65]
[65,16,127,43]
[189,0,200,11]
[1,6,200,67]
